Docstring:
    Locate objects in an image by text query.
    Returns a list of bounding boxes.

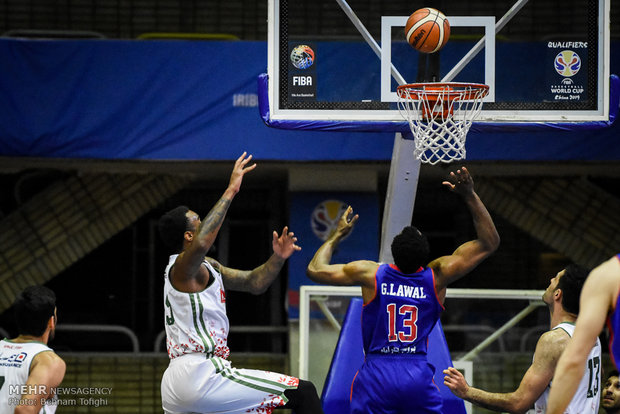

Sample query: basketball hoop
[397,82,489,165]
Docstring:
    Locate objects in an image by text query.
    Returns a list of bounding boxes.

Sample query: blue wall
[0,39,617,162]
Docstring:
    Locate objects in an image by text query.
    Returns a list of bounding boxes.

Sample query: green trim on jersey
[553,321,576,337]
[556,326,571,336]
[3,338,49,346]
[196,295,213,351]
[189,293,215,353]
[209,357,295,398]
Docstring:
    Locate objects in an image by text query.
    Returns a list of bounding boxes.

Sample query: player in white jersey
[531,321,601,413]
[0,286,66,414]
[444,264,600,413]
[157,152,324,414]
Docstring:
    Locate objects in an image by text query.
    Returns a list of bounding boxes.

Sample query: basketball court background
[0,1,618,413]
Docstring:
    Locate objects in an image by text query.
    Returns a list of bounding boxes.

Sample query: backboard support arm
[335,0,407,86]
[442,0,530,82]
[379,133,421,263]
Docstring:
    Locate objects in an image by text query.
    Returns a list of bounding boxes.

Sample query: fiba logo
[311,200,348,241]
[290,45,315,70]
[554,50,581,77]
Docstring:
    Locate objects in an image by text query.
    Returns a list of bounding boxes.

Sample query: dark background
[0,0,618,354]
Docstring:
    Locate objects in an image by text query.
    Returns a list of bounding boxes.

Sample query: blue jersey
[351,264,445,414]
[362,264,444,356]
[608,254,620,368]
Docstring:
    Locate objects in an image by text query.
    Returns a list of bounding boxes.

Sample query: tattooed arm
[171,153,257,292]
[208,227,301,294]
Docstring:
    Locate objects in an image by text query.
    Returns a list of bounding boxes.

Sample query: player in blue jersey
[548,254,620,414]
[306,167,500,414]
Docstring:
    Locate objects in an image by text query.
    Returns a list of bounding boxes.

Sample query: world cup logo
[554,50,581,77]
[290,45,315,70]
[311,200,348,241]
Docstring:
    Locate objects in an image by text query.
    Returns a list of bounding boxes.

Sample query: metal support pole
[379,133,421,263]
[299,286,311,379]
[442,0,530,82]
[315,298,342,331]
[335,0,406,85]
[299,286,362,379]
[457,301,544,362]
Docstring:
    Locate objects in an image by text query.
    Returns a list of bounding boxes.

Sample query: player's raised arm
[209,226,302,294]
[172,152,256,288]
[306,206,378,289]
[429,167,500,292]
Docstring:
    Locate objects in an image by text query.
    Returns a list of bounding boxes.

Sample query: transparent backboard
[267,0,611,124]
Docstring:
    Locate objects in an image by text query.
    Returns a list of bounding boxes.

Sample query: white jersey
[161,256,300,413]
[0,339,57,414]
[533,322,601,414]
[163,254,230,359]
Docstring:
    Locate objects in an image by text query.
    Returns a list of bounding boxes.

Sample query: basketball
[405,7,450,54]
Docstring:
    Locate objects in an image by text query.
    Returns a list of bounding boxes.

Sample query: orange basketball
[405,7,450,54]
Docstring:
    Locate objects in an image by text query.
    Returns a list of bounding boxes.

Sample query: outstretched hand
[228,152,257,195]
[443,367,470,399]
[442,166,474,196]
[273,226,301,260]
[334,206,359,239]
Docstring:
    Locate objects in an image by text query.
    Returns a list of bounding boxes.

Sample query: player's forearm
[198,173,245,243]
[246,253,287,294]
[462,388,527,414]
[222,182,240,201]
[196,197,233,249]
[463,192,500,251]
[306,237,340,280]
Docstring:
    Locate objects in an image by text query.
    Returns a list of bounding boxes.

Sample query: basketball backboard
[265,0,612,128]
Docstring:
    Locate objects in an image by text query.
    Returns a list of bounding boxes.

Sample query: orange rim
[397,82,489,101]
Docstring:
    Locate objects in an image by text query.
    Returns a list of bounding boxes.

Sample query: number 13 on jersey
[387,303,419,342]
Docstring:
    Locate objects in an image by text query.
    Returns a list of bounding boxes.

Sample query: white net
[397,83,489,165]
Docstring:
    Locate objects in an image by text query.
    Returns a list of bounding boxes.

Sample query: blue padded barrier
[321,298,466,414]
